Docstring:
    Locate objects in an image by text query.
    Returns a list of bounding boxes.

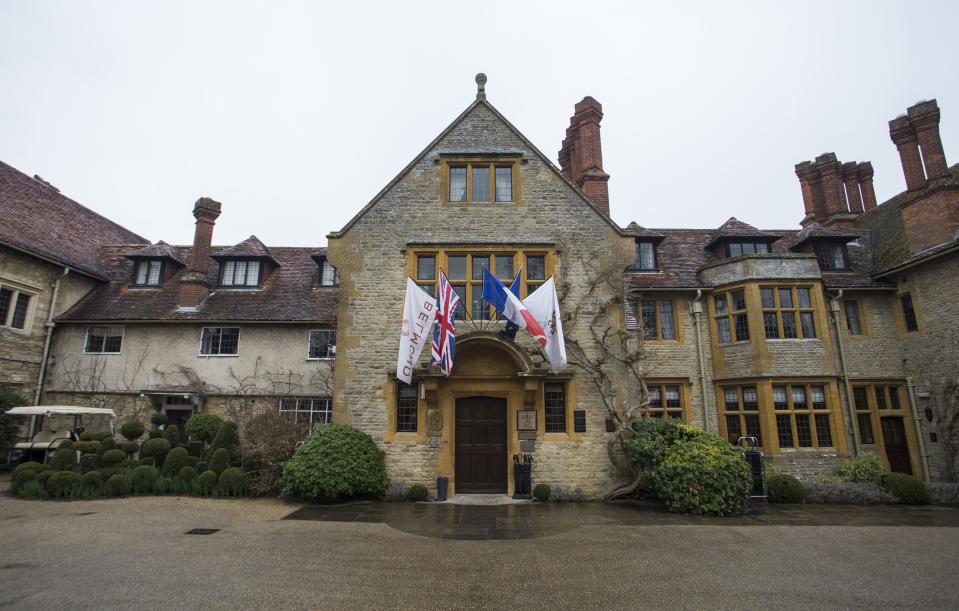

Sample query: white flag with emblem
[523,277,567,373]
[396,278,437,384]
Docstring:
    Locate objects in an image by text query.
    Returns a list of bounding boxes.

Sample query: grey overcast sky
[1,1,957,247]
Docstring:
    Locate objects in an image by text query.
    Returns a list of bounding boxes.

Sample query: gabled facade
[6,78,958,493]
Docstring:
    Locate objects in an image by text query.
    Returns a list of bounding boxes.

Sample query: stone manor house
[2,77,957,497]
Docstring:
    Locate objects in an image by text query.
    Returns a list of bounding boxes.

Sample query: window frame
[278,396,332,426]
[395,382,419,433]
[307,329,336,360]
[445,159,518,204]
[852,382,909,448]
[318,259,339,287]
[813,242,849,271]
[720,385,763,446]
[713,288,750,344]
[0,282,37,333]
[899,292,919,333]
[629,297,678,341]
[131,259,164,287]
[218,259,262,288]
[633,240,658,271]
[843,298,866,337]
[771,383,834,449]
[760,285,818,340]
[198,327,241,357]
[82,325,125,355]
[645,382,687,420]
[544,381,567,433]
[725,241,770,258]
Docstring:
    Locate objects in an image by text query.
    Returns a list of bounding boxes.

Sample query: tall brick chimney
[795,161,825,225]
[815,153,847,216]
[857,162,877,212]
[840,161,864,213]
[559,97,611,216]
[907,99,948,180]
[177,197,222,309]
[889,115,926,190]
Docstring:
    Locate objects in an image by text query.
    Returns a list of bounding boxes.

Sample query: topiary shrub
[148,430,162,439]
[209,448,230,476]
[49,447,78,471]
[58,440,74,450]
[150,412,168,427]
[81,471,103,497]
[140,438,171,467]
[17,480,46,499]
[155,477,176,495]
[533,483,551,502]
[834,452,886,484]
[37,469,55,489]
[218,467,246,497]
[79,430,96,442]
[206,421,239,463]
[97,437,117,457]
[199,470,218,496]
[0,385,26,454]
[407,483,429,502]
[139,457,155,467]
[46,471,81,499]
[79,453,100,474]
[94,431,112,442]
[162,424,181,448]
[177,466,198,494]
[72,440,100,454]
[120,420,145,441]
[11,469,38,495]
[767,473,805,503]
[625,417,705,470]
[196,461,208,474]
[880,473,929,504]
[280,424,390,502]
[101,448,127,467]
[805,482,896,504]
[186,440,203,458]
[121,441,139,456]
[161,447,191,477]
[646,435,753,516]
[14,461,48,477]
[131,465,158,494]
[185,413,223,445]
[104,473,132,497]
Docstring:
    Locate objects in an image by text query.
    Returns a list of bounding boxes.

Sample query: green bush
[199,470,218,495]
[185,413,223,444]
[58,440,74,450]
[155,477,176,494]
[533,483,551,502]
[11,469,38,495]
[407,483,429,502]
[140,438,171,467]
[646,435,753,516]
[121,441,139,456]
[196,461,208,474]
[104,473,132,497]
[97,437,117,456]
[150,412,168,427]
[186,440,203,458]
[79,430,96,442]
[17,480,46,499]
[625,417,705,470]
[132,465,158,494]
[177,466,198,494]
[79,454,100,474]
[14,461,47,476]
[120,420,145,441]
[162,424,181,448]
[218,467,246,497]
[139,457,155,467]
[148,430,162,439]
[161,447,191,477]
[767,474,805,503]
[46,471,80,498]
[209,448,230,476]
[834,452,886,484]
[880,473,929,504]
[101,448,127,467]
[94,431,112,442]
[49,447,78,471]
[81,471,103,495]
[73,440,100,454]
[0,385,27,451]
[37,470,55,489]
[206,421,238,463]
[280,424,390,502]
[178,466,198,482]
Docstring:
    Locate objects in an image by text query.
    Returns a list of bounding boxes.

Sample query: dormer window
[319,259,339,286]
[220,259,261,287]
[727,242,770,257]
[634,241,657,270]
[133,260,163,286]
[813,243,849,270]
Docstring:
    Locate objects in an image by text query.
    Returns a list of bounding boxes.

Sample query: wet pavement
[283,499,959,540]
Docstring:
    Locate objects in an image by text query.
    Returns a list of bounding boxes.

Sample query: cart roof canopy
[7,406,116,417]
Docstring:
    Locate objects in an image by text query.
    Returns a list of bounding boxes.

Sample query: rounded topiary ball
[150,412,168,427]
[131,465,158,494]
[79,430,97,442]
[880,473,929,504]
[767,473,805,504]
[79,453,100,474]
[101,448,128,467]
[81,470,103,492]
[161,447,191,477]
[72,440,100,454]
[209,448,230,475]
[120,420,145,441]
[178,466,198,482]
[199,470,218,495]
[185,413,223,444]
[104,473,132,497]
[533,483,551,502]
[46,471,81,498]
[121,441,139,456]
[162,424,181,448]
[97,437,117,456]
[140,437,171,466]
[407,483,429,502]
[218,467,246,497]
[49,447,78,471]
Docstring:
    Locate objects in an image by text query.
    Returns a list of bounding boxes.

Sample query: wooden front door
[881,417,913,475]
[455,396,508,493]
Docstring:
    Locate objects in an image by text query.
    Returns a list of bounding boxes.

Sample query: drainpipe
[906,377,931,481]
[691,289,711,433]
[828,289,861,455]
[34,267,69,405]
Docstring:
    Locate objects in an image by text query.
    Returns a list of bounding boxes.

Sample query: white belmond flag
[396,278,437,384]
[522,278,567,373]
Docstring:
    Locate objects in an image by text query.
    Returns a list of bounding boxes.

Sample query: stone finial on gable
[475,73,487,101]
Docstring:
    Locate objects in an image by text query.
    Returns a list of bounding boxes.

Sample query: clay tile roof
[125,241,187,265]
[211,235,279,266]
[704,217,783,249]
[624,222,666,241]
[0,160,147,278]
[789,223,860,250]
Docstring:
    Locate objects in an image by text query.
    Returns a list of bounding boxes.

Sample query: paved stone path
[283,499,959,540]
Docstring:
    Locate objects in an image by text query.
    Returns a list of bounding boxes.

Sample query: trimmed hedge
[185,413,223,444]
[162,424,181,448]
[280,424,390,502]
[49,447,77,471]
[46,471,80,498]
[140,438,171,466]
[209,448,230,476]
[218,467,245,497]
[206,421,239,464]
[79,430,97,442]
[150,412,168,427]
[533,483,551,502]
[121,442,139,456]
[161,447,191,477]
[804,482,896,504]
[79,454,100,474]
[101,449,128,467]
[408,483,429,502]
[81,471,103,494]
[73,440,100,454]
[120,420,145,441]
[880,473,929,504]
[199,470,218,495]
[767,474,805,503]
[104,474,132,497]
[132,465,158,494]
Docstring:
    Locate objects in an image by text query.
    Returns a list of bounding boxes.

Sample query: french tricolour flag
[481,267,547,346]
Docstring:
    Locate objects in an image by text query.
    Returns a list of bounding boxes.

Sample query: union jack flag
[431,269,460,376]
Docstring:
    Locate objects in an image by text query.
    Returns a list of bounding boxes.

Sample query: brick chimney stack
[907,99,948,179]
[889,115,927,190]
[815,153,847,216]
[796,154,876,226]
[857,162,877,212]
[840,161,864,213]
[177,197,222,309]
[559,97,611,216]
[795,161,825,225]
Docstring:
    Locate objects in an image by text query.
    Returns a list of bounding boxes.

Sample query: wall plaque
[517,410,537,431]
[574,410,587,433]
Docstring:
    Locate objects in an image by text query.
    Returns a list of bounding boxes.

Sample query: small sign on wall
[574,410,587,433]
[517,410,537,431]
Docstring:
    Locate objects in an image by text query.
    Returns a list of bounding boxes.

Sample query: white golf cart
[7,406,116,464]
